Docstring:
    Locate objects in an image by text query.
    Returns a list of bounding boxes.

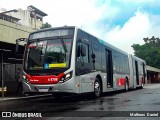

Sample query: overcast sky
[1,0,160,54]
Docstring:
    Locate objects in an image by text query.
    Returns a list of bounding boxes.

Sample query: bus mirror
[77,45,80,57]
[15,38,27,54]
[92,59,95,63]
[91,53,95,59]
[78,39,82,42]
[81,44,86,57]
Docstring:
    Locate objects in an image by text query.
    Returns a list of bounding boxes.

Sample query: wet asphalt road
[0,84,160,120]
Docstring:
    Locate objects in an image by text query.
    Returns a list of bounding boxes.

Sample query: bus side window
[76,42,89,63]
[76,42,81,59]
[113,52,117,72]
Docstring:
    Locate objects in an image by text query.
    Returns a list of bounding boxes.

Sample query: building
[146,65,160,83]
[2,5,47,30]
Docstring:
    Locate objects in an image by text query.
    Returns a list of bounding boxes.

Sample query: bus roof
[30,26,76,34]
[75,27,128,55]
[98,39,128,55]
[30,26,128,55]
[129,54,146,63]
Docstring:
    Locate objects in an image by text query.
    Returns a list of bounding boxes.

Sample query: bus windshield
[25,38,72,70]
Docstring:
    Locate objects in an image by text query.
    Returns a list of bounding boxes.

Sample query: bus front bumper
[22,78,75,93]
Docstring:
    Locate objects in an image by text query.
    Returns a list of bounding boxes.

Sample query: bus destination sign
[29,29,73,40]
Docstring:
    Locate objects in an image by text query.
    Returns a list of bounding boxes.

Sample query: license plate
[39,88,48,92]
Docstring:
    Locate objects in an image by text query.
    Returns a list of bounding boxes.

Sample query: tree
[40,22,52,29]
[132,36,160,69]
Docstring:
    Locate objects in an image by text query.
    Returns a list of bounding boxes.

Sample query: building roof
[27,5,47,16]
[0,13,20,22]
[146,65,160,73]
[1,9,18,14]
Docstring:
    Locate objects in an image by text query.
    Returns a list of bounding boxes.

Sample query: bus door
[135,61,139,85]
[106,49,113,88]
[142,63,146,84]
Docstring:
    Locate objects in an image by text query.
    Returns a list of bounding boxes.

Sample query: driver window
[76,42,89,63]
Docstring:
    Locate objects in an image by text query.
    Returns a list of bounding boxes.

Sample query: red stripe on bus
[140,77,143,85]
[117,78,125,86]
[26,73,64,84]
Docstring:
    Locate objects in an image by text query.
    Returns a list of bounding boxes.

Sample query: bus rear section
[129,54,147,89]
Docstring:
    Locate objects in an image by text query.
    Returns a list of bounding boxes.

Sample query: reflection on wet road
[1,84,160,120]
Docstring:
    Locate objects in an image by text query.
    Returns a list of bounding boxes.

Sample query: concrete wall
[0,19,35,44]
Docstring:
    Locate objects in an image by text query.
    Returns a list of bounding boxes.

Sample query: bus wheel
[94,78,101,98]
[125,80,129,92]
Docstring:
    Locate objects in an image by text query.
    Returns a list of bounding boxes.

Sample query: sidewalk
[143,83,160,89]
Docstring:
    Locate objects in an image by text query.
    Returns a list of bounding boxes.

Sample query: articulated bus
[16,26,147,98]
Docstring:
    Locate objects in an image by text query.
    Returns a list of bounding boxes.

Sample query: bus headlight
[22,72,30,84]
[59,71,73,83]
[22,75,26,79]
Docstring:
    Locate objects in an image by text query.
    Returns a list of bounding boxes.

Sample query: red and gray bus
[16,26,147,98]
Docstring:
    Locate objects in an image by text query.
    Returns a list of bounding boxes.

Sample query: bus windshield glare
[25,38,72,70]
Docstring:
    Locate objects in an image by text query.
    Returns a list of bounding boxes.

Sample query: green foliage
[132,36,160,69]
[40,22,52,29]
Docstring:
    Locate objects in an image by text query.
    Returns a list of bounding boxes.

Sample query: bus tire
[94,78,101,98]
[125,80,129,92]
